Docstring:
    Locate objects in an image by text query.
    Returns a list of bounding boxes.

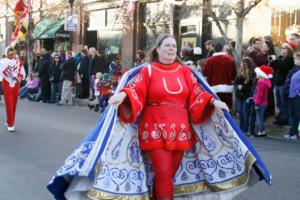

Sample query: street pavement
[0,99,299,200]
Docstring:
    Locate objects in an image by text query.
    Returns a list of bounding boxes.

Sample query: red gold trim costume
[0,55,25,130]
[119,61,214,199]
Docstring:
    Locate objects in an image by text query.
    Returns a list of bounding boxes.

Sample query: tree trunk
[169,4,174,35]
[201,0,212,50]
[26,2,32,74]
[235,16,244,68]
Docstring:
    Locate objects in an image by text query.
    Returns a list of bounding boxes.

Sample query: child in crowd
[88,72,102,111]
[284,52,300,140]
[109,55,123,87]
[234,57,254,135]
[109,55,122,76]
[253,65,273,136]
[19,72,40,99]
[185,60,197,71]
[98,73,113,112]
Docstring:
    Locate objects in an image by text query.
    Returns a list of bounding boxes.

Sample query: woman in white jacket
[0,47,25,132]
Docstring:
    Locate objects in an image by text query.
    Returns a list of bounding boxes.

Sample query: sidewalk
[75,97,89,108]
[264,117,300,142]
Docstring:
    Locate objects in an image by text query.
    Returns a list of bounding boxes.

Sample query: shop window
[181,25,196,34]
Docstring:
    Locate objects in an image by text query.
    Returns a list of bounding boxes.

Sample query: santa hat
[255,65,273,79]
[282,42,297,51]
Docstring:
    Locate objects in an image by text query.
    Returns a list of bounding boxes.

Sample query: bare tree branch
[203,0,230,43]
[242,0,262,17]
[232,0,244,17]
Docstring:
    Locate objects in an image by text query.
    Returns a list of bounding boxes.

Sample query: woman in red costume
[108,33,229,200]
[0,47,25,132]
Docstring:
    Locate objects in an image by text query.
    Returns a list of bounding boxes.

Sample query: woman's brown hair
[150,33,181,63]
[239,57,254,84]
[81,48,88,55]
[136,50,145,60]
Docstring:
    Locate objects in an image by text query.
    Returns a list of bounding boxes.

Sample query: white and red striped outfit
[0,57,25,127]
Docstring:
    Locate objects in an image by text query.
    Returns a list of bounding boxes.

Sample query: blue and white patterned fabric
[47,65,272,200]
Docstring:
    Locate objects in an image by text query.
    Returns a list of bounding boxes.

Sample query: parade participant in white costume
[48,34,271,200]
[0,47,25,132]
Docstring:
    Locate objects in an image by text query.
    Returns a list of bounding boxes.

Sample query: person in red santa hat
[254,65,273,136]
[0,47,25,132]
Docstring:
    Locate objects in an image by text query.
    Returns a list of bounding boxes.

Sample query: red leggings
[148,149,184,200]
[2,79,20,127]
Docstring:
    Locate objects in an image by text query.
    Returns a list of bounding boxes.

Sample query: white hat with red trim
[255,65,273,79]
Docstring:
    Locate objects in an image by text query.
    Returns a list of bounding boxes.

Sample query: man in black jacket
[38,48,51,103]
[78,48,90,98]
[58,51,76,106]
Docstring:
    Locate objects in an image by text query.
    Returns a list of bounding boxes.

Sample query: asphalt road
[0,100,299,200]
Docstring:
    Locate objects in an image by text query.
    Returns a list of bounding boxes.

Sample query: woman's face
[89,50,95,57]
[156,37,177,64]
[281,47,288,57]
[262,42,269,52]
[136,53,141,60]
[54,56,60,62]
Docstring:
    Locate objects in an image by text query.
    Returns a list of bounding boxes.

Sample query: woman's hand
[108,92,127,108]
[212,99,229,112]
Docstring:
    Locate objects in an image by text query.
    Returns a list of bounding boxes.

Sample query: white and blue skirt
[47,65,272,200]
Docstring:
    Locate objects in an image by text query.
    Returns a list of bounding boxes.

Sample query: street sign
[64,14,78,32]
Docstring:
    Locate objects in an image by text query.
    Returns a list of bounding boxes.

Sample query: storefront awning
[32,17,65,39]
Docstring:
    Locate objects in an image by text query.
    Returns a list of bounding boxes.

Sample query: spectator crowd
[0,33,300,140]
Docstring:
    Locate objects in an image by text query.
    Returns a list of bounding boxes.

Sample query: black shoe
[88,104,94,110]
[273,120,284,126]
[279,121,290,126]
[27,94,33,101]
[273,120,290,126]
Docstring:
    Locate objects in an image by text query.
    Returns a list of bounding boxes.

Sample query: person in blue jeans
[269,42,295,125]
[19,72,40,98]
[234,57,254,135]
[49,54,62,103]
[253,65,273,136]
[284,52,300,140]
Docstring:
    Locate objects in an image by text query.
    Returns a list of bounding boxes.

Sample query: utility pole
[39,0,43,49]
[169,3,174,35]
[27,1,33,74]
[69,0,75,51]
[5,0,9,46]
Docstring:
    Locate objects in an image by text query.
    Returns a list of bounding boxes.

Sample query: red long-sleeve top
[119,62,214,150]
